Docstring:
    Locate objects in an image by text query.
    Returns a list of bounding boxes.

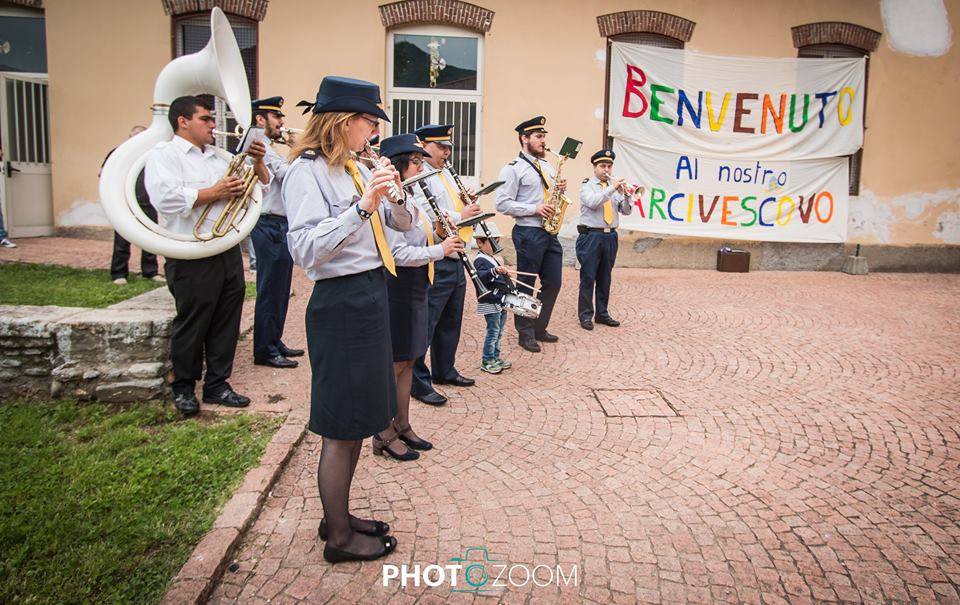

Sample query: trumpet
[213,125,303,146]
[605,177,643,198]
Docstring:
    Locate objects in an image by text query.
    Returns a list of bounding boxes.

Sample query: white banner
[613,139,849,243]
[608,43,866,160]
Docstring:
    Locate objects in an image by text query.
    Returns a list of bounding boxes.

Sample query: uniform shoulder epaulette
[582,178,589,183]
[507,160,517,166]
[299,148,319,160]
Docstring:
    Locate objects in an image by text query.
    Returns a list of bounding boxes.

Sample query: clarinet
[416,180,491,300]
[444,161,504,254]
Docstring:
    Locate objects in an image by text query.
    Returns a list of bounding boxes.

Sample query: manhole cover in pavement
[592,387,679,418]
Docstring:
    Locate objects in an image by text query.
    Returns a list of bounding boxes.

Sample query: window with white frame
[386,25,483,181]
[174,13,257,153]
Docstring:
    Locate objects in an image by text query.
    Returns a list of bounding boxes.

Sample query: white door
[0,72,52,237]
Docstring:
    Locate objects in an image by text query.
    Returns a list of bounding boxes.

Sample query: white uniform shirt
[282,153,414,281]
[144,135,233,237]
[578,176,634,229]
[258,143,290,216]
[495,151,557,228]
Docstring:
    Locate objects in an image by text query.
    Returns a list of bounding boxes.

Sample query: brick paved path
[5,238,960,603]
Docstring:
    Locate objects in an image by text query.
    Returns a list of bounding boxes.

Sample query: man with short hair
[495,116,566,353]
[145,95,268,414]
[249,96,304,369]
[409,124,481,406]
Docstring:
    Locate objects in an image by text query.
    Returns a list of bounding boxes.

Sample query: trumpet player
[495,116,565,353]
[409,124,481,407]
[144,95,268,414]
[249,96,304,369]
[576,149,639,331]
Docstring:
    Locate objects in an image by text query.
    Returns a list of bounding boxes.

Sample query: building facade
[2,0,958,270]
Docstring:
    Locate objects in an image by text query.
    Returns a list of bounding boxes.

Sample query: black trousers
[512,225,563,341]
[111,202,159,279]
[412,258,466,396]
[165,246,245,396]
[250,215,293,359]
[575,230,618,322]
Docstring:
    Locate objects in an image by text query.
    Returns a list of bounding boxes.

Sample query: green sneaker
[496,358,512,369]
[480,359,502,374]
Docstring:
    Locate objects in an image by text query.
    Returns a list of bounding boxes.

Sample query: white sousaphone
[98,7,262,259]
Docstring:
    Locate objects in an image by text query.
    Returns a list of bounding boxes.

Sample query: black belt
[577,225,616,234]
[260,213,286,221]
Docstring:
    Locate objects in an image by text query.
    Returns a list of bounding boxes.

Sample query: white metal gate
[386,94,481,184]
[0,72,52,238]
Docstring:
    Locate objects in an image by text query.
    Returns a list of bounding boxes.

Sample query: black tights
[317,437,382,553]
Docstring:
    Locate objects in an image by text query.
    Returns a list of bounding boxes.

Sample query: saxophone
[541,148,571,235]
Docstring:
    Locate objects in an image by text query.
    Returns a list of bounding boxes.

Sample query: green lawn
[0,262,164,308]
[245,280,257,299]
[0,400,282,604]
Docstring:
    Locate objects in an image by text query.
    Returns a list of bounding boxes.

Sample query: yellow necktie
[345,159,396,276]
[439,172,473,243]
[533,159,551,204]
[420,211,435,284]
[602,184,614,225]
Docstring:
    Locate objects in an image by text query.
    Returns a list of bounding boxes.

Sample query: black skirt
[387,266,430,361]
[305,268,397,440]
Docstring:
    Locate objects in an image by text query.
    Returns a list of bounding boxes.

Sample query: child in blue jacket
[472,224,514,374]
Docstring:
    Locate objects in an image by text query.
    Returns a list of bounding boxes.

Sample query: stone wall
[0,288,175,402]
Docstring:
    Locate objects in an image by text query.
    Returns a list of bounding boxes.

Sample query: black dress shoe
[202,388,251,408]
[580,320,594,330]
[535,331,559,343]
[323,535,397,564]
[318,517,389,541]
[278,345,305,357]
[595,316,621,327]
[436,374,475,387]
[173,392,200,416]
[519,338,541,353]
[413,391,448,406]
[254,354,299,368]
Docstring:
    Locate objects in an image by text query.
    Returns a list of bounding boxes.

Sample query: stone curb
[160,410,308,605]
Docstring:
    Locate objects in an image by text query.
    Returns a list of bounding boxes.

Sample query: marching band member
[472,222,514,374]
[375,134,464,460]
[145,95,268,415]
[249,96,304,368]
[283,76,411,563]
[409,124,480,406]
[576,149,638,330]
[495,116,566,353]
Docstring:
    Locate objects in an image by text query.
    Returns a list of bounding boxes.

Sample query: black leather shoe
[595,316,621,327]
[436,374,475,387]
[519,338,541,353]
[323,535,397,564]
[413,391,448,406]
[535,331,559,343]
[203,388,251,408]
[580,320,594,330]
[173,392,200,416]
[279,345,305,357]
[254,354,299,368]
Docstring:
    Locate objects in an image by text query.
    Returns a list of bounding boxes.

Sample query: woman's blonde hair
[287,111,356,167]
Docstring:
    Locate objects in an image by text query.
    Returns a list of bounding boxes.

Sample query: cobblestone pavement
[6,238,960,603]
